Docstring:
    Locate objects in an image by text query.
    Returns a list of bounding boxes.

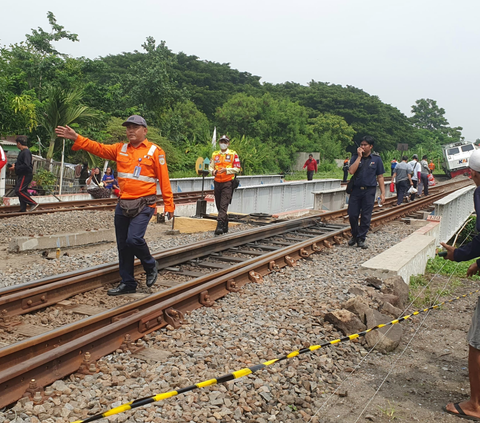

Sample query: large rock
[374,292,400,308]
[344,297,370,323]
[380,301,403,318]
[364,309,403,353]
[324,309,366,336]
[382,276,409,309]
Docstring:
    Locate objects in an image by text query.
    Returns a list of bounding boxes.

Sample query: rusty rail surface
[0,190,213,218]
[0,180,470,408]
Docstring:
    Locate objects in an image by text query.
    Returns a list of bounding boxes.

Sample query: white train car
[442,141,478,178]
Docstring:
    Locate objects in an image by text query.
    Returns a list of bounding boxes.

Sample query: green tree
[410,98,449,131]
[39,87,100,159]
[308,113,355,160]
[159,100,211,146]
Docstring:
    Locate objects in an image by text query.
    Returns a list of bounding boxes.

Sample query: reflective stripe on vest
[147,145,157,157]
[117,172,157,183]
[121,143,128,153]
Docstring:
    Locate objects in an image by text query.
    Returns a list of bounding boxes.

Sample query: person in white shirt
[407,154,421,201]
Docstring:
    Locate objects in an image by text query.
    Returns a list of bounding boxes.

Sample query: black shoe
[29,204,39,212]
[145,261,159,288]
[357,239,368,249]
[223,220,229,233]
[214,221,224,236]
[107,283,136,296]
[348,237,357,246]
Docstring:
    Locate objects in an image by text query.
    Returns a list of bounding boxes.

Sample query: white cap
[470,149,480,172]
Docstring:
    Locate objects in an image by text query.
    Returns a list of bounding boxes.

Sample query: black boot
[214,221,224,236]
[223,220,229,233]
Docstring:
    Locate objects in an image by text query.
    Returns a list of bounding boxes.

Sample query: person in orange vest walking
[428,159,436,173]
[55,115,175,296]
[209,135,241,235]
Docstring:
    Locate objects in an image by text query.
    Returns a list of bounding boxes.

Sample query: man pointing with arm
[55,115,175,295]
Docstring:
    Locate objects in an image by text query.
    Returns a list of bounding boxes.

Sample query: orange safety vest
[72,136,175,212]
[428,162,435,172]
[210,149,241,183]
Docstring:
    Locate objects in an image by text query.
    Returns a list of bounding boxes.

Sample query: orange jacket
[428,162,435,172]
[72,136,174,212]
[209,148,241,183]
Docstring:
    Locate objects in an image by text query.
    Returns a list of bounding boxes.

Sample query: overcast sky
[2,0,479,141]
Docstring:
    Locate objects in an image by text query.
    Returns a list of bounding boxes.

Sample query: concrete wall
[361,217,441,284]
[434,185,475,243]
[229,179,340,215]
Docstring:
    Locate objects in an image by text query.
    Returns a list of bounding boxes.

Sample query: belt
[358,186,375,190]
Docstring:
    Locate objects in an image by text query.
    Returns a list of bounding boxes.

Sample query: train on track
[442,141,478,178]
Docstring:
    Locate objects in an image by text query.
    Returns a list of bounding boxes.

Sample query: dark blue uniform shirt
[350,153,385,187]
[454,186,480,267]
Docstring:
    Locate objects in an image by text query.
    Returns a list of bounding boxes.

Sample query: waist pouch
[119,195,157,218]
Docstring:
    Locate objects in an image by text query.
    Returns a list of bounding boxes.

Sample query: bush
[33,169,57,193]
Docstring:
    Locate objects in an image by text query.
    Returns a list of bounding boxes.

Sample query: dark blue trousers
[396,180,409,205]
[348,186,376,241]
[114,203,155,288]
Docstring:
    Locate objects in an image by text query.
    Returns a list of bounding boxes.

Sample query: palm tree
[39,87,99,160]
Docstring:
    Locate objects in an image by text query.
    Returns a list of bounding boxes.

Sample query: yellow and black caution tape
[73,289,479,423]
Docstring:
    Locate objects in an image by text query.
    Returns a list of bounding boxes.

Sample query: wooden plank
[209,255,247,263]
[71,305,108,316]
[16,323,50,337]
[195,261,230,269]
[229,249,265,256]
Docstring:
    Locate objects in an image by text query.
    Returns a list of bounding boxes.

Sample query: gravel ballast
[0,209,425,423]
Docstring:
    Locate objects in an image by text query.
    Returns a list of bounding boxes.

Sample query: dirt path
[320,274,478,423]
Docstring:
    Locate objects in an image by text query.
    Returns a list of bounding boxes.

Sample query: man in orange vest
[209,135,241,235]
[429,160,435,173]
[55,115,175,295]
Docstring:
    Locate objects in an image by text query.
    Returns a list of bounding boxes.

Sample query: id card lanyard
[133,158,142,177]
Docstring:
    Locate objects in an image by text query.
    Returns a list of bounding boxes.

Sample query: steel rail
[0,182,467,318]
[0,224,348,409]
[0,191,213,218]
[0,215,325,317]
[0,185,468,408]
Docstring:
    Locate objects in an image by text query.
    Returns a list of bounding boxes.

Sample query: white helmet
[469,150,480,172]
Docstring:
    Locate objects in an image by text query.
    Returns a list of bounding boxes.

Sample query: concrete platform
[361,216,441,284]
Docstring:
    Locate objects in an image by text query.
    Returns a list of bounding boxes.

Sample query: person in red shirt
[303,154,317,181]
[55,115,174,296]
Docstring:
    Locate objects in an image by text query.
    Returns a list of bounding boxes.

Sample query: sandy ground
[319,275,480,423]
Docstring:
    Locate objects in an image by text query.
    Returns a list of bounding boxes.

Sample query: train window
[447,148,459,155]
[462,144,474,152]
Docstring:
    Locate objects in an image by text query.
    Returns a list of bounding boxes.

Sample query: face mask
[219,143,228,150]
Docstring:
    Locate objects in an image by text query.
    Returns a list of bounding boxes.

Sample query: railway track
[0,178,471,409]
[0,190,213,218]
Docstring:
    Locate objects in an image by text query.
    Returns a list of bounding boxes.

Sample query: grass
[377,400,397,420]
[408,255,480,308]
[284,168,344,181]
[426,255,480,280]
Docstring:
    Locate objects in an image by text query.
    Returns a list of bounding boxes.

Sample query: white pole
[59,139,65,195]
[0,166,5,198]
[102,160,109,180]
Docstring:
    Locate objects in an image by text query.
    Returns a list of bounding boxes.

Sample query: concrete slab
[8,229,115,252]
[361,217,441,284]
[171,217,241,234]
